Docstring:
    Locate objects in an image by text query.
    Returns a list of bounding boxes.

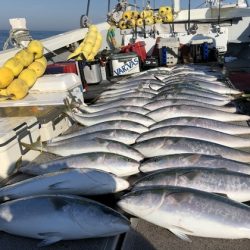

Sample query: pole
[86,0,90,16]
[188,0,191,33]
[108,0,111,12]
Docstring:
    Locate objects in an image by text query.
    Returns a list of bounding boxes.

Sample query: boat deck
[1,71,250,250]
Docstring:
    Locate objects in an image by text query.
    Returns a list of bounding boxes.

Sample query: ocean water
[0,30,63,51]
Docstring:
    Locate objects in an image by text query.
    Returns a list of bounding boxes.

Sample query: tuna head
[118,187,177,217]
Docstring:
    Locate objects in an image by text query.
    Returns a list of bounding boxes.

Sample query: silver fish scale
[159,189,250,225]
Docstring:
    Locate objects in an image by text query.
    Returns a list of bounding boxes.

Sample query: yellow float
[18,69,38,88]
[0,67,14,88]
[4,57,24,77]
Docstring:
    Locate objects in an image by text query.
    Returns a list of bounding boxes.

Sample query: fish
[108,79,162,90]
[22,138,144,161]
[147,105,250,122]
[20,152,140,177]
[144,99,237,113]
[136,125,250,148]
[118,186,250,241]
[99,87,158,97]
[48,129,140,145]
[77,106,150,117]
[133,137,250,162]
[0,195,130,246]
[100,88,136,96]
[67,110,155,127]
[151,93,231,106]
[163,77,227,87]
[79,97,152,113]
[149,117,250,135]
[157,82,241,95]
[51,120,149,143]
[133,167,250,202]
[95,91,156,104]
[139,154,250,174]
[154,88,233,101]
[0,169,129,201]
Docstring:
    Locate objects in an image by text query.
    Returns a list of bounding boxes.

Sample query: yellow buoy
[0,67,14,88]
[126,19,136,29]
[162,14,174,23]
[154,15,163,24]
[140,10,149,19]
[7,79,29,100]
[144,16,154,26]
[28,61,45,78]
[18,69,38,88]
[35,56,47,68]
[136,18,144,27]
[119,20,127,30]
[87,53,96,61]
[27,40,44,59]
[15,49,34,67]
[0,88,8,100]
[122,10,132,20]
[131,11,140,19]
[88,25,98,32]
[82,43,94,56]
[4,57,24,77]
[92,39,102,55]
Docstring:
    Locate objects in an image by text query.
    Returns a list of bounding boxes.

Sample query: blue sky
[0,0,241,31]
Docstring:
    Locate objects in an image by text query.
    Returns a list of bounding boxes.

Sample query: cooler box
[0,117,40,180]
[109,52,140,77]
[38,107,72,142]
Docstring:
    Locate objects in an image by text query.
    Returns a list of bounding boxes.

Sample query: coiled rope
[3,28,32,50]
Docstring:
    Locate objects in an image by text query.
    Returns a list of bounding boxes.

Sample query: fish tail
[21,136,44,153]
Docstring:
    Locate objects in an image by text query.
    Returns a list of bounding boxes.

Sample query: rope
[3,28,32,50]
[2,27,63,61]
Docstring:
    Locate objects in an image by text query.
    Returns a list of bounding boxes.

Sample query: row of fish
[1,65,250,246]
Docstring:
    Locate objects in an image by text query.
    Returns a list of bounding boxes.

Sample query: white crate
[40,116,72,142]
[0,117,40,179]
[110,52,140,77]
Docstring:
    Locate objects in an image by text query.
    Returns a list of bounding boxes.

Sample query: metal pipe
[218,0,221,25]
[188,0,191,33]
[108,0,111,12]
[86,0,90,16]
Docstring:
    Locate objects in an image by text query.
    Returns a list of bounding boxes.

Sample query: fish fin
[49,181,70,191]
[168,226,192,242]
[186,154,202,164]
[153,74,163,82]
[179,170,199,181]
[37,232,62,247]
[212,192,229,198]
[20,136,43,152]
